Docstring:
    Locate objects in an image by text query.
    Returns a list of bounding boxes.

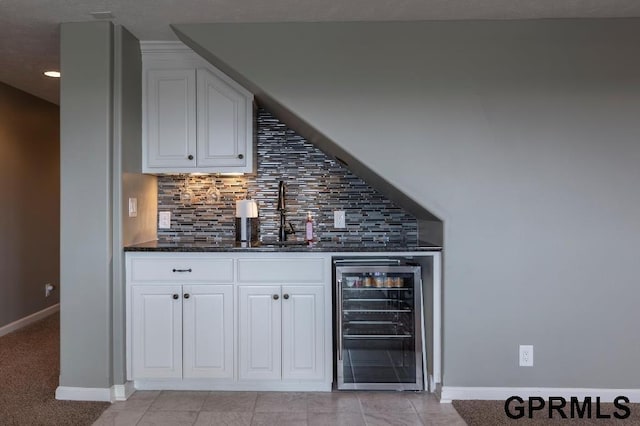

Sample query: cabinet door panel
[197,68,250,169]
[131,285,182,379]
[238,285,281,380]
[183,285,234,379]
[145,69,197,169]
[282,285,324,380]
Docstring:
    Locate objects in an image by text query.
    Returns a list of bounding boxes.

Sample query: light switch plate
[128,197,137,217]
[334,210,346,228]
[159,211,171,229]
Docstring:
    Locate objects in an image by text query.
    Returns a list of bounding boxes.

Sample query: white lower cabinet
[131,284,233,380]
[131,285,183,379]
[238,286,281,381]
[183,285,234,379]
[238,285,324,382]
[126,253,330,391]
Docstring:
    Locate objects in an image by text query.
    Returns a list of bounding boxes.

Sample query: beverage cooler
[334,258,423,391]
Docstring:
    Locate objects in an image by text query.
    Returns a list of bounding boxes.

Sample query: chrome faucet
[277,181,295,241]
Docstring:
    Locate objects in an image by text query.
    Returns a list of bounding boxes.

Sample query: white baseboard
[134,379,332,392]
[55,382,136,402]
[56,386,113,402]
[112,382,135,401]
[0,304,60,337]
[440,386,640,403]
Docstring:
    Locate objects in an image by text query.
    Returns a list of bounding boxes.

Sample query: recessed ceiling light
[90,11,114,20]
[44,71,61,78]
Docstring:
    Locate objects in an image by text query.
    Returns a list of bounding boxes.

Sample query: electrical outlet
[519,345,534,367]
[45,283,55,298]
[334,210,346,228]
[159,211,171,229]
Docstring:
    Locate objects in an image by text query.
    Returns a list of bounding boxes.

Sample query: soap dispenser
[305,212,314,244]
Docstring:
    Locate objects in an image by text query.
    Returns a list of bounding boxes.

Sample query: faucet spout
[277,181,286,211]
[277,181,287,241]
[279,211,287,242]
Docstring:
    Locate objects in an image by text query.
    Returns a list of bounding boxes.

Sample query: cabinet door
[196,68,252,171]
[238,285,281,380]
[281,285,324,381]
[183,285,234,379]
[145,68,197,169]
[131,285,183,379]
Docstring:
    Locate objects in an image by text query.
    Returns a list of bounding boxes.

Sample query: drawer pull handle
[172,268,192,273]
[184,293,190,299]
[172,294,179,300]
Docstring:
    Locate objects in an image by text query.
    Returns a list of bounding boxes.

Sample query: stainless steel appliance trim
[343,335,413,339]
[337,278,343,361]
[337,382,423,391]
[334,263,424,391]
[333,258,402,265]
[343,287,411,291]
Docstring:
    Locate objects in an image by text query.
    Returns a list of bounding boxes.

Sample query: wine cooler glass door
[336,265,423,390]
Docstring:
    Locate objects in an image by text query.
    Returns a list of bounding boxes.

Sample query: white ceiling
[2,0,640,105]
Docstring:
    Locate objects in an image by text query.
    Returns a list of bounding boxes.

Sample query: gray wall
[60,21,114,388]
[175,20,640,388]
[60,21,155,391]
[0,83,59,328]
[113,26,157,386]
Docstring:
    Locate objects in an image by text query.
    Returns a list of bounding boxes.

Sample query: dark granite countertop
[124,240,442,253]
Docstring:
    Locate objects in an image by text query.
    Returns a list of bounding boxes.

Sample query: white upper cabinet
[197,68,251,169]
[141,42,254,174]
[145,69,197,169]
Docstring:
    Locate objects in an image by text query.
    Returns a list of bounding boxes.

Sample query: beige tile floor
[93,390,467,426]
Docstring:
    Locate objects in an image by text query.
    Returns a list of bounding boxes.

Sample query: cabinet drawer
[129,257,233,283]
[237,258,325,283]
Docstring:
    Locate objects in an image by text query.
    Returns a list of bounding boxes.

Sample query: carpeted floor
[0,312,109,426]
[453,399,640,425]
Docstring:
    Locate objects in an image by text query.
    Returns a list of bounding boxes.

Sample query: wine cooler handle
[337,278,343,361]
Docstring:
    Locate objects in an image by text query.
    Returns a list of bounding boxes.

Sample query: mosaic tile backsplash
[157,108,418,246]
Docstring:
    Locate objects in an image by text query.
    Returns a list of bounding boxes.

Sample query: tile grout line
[133,391,160,426]
[357,392,371,426]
